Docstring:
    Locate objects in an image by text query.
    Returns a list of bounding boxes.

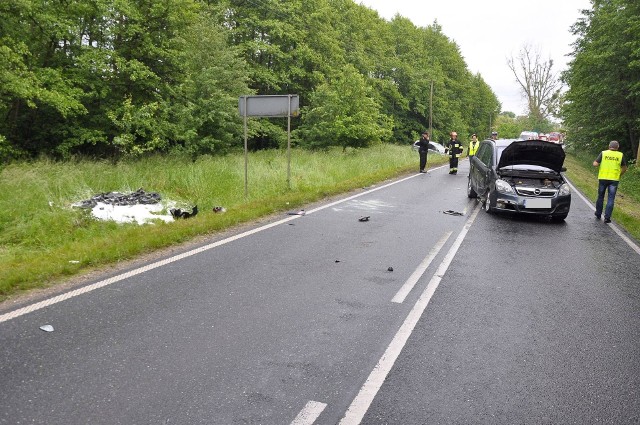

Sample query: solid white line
[339,203,482,425]
[290,400,327,425]
[567,179,640,256]
[391,231,452,304]
[0,168,445,325]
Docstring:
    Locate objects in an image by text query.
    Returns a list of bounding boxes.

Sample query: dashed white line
[391,231,452,304]
[290,400,327,425]
[339,203,481,425]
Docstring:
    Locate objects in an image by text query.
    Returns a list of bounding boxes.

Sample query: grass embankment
[0,145,447,301]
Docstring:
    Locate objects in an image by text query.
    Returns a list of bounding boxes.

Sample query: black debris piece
[287,210,306,216]
[335,260,341,263]
[74,188,161,209]
[170,205,198,219]
[358,216,370,222]
[443,210,464,216]
[387,267,394,272]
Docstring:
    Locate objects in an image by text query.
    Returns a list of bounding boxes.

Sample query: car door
[472,142,493,196]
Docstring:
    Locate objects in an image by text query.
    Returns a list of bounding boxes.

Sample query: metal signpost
[238,95,300,197]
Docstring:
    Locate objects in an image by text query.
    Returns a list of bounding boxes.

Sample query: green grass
[0,145,448,301]
[2,147,637,303]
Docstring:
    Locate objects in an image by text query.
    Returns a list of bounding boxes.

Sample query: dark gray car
[467,139,571,221]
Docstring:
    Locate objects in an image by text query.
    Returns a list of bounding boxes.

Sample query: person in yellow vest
[468,133,479,158]
[592,140,628,223]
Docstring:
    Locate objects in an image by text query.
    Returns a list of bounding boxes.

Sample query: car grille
[515,186,557,197]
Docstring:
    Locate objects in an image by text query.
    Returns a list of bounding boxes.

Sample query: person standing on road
[446,131,463,174]
[468,133,479,158]
[414,131,431,173]
[593,140,627,223]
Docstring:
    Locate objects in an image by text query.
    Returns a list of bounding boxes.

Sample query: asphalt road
[1,159,639,424]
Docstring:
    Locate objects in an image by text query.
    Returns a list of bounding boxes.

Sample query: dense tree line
[562,0,639,159]
[1,0,501,160]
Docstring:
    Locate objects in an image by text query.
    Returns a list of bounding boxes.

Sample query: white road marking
[391,231,452,304]
[339,203,481,425]
[567,179,640,256]
[290,400,327,425]
[0,168,442,324]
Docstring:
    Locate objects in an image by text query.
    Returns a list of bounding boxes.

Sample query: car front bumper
[491,192,571,217]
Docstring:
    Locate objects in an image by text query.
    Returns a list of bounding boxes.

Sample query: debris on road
[39,325,54,332]
[443,210,464,216]
[387,266,394,272]
[358,216,370,222]
[287,210,306,216]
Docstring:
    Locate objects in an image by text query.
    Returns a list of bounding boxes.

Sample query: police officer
[446,131,463,174]
[593,140,627,223]
[490,131,498,140]
[468,133,479,158]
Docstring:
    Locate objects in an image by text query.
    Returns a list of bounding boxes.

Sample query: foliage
[1,0,501,159]
[562,0,640,158]
[295,65,393,149]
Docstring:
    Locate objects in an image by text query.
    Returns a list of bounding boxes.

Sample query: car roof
[483,138,517,147]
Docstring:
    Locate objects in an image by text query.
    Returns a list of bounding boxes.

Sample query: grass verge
[564,153,640,240]
[0,145,447,301]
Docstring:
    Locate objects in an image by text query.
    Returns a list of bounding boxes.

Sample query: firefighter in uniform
[593,140,627,223]
[468,133,479,158]
[446,131,463,174]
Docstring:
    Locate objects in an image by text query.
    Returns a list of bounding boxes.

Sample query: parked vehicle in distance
[413,140,446,154]
[467,138,571,221]
[548,132,564,144]
[518,131,539,140]
[538,133,549,141]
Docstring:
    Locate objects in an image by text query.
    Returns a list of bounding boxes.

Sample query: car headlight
[495,179,515,194]
[558,183,571,196]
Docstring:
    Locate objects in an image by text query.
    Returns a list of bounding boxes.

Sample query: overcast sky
[357,0,592,115]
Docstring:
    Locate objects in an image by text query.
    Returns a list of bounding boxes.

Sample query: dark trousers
[449,156,458,173]
[595,179,619,219]
[419,151,428,171]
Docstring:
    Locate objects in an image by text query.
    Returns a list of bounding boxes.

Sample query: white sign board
[239,95,300,117]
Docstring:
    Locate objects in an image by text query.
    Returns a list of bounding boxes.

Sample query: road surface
[1,159,639,424]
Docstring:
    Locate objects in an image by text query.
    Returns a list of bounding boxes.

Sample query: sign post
[239,95,300,197]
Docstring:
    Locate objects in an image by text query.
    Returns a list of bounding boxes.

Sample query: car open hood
[498,140,565,172]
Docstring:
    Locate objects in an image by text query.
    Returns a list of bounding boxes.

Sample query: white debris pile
[90,201,174,224]
[72,188,175,225]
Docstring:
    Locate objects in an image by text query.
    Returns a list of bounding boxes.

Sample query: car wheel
[467,177,477,198]
[483,191,494,214]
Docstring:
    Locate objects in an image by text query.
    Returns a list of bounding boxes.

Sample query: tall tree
[508,44,562,123]
[562,0,640,158]
[294,64,392,150]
